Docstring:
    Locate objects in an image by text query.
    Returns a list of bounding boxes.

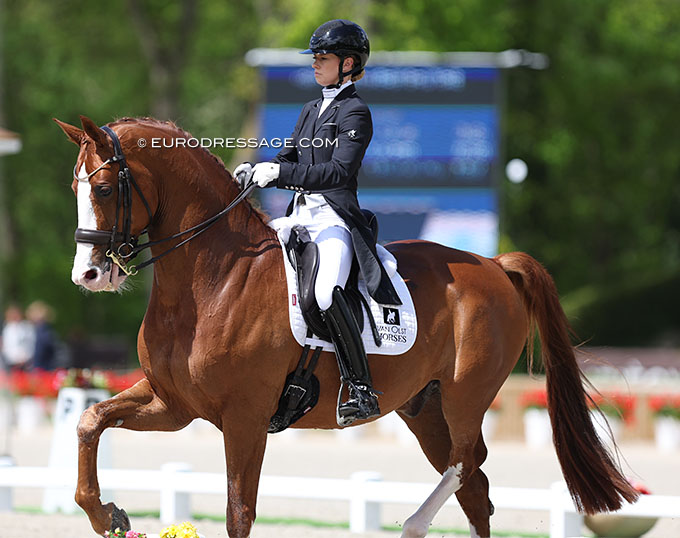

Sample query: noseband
[74,125,255,276]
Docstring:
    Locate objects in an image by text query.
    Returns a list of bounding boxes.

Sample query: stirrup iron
[335,379,380,427]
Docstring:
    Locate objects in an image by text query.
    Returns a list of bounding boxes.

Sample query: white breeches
[310,226,353,311]
[289,195,354,311]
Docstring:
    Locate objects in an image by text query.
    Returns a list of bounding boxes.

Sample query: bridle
[74,125,255,277]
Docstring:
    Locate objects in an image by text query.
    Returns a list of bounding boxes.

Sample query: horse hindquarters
[495,252,639,513]
[385,246,523,538]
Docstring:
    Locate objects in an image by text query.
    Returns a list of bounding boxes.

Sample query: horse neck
[141,146,276,299]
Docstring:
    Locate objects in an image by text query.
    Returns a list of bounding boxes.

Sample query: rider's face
[312,53,341,87]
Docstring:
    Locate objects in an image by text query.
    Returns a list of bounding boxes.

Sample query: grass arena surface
[1,418,678,537]
[0,512,550,538]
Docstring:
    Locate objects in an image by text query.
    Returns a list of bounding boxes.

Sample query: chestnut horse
[55,116,637,538]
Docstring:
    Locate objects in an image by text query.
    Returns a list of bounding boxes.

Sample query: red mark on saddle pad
[292,294,297,306]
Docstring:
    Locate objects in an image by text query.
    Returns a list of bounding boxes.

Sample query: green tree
[502,0,680,344]
[0,0,258,354]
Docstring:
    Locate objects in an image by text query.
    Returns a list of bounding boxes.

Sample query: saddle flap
[298,242,319,315]
[284,224,367,342]
[285,226,330,340]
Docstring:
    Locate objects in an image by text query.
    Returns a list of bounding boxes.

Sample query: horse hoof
[110,504,131,533]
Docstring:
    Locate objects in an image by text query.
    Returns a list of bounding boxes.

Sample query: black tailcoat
[272,85,402,305]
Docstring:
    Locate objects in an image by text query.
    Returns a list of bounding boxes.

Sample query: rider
[235,19,402,426]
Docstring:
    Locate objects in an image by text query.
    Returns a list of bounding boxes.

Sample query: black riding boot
[322,286,380,427]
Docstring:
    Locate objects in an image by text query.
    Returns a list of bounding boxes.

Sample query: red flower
[520,388,548,410]
[627,478,651,495]
[2,368,146,399]
[648,394,680,420]
[589,392,637,424]
[105,369,145,395]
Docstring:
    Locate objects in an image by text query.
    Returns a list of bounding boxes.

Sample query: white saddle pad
[270,217,417,355]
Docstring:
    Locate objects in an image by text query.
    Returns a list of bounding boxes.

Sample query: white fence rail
[1,461,678,538]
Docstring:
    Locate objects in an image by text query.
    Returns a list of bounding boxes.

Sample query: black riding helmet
[300,19,370,88]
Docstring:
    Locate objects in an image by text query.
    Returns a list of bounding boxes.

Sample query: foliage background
[0,0,678,363]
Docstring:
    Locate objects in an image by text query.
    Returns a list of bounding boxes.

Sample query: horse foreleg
[76,378,191,535]
[221,413,269,538]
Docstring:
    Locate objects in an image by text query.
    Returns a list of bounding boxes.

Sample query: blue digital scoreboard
[255,63,501,257]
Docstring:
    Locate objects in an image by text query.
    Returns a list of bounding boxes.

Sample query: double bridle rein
[74,125,255,277]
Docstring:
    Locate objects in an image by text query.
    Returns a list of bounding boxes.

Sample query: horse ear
[79,115,109,148]
[53,118,85,145]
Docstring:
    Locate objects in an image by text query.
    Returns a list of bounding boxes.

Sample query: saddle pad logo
[383,307,400,325]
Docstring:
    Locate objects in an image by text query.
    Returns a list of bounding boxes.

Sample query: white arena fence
[1,461,679,538]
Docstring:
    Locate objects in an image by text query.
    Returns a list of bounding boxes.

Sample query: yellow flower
[160,522,199,538]
[160,524,177,538]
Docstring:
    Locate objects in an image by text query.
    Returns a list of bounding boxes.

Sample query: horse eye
[94,185,113,198]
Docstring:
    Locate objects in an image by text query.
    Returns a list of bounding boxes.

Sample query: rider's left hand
[234,162,254,188]
[252,162,280,188]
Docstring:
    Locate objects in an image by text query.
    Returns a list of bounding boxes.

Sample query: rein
[74,125,255,276]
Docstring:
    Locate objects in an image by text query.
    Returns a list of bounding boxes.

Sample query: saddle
[284,209,381,344]
[268,210,381,434]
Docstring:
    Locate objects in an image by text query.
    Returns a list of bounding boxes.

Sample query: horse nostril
[84,269,99,281]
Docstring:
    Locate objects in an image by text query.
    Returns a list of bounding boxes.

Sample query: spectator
[1,304,35,370]
[26,301,57,371]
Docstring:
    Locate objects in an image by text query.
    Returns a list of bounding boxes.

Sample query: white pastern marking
[401,463,464,538]
[469,523,482,538]
[72,164,97,284]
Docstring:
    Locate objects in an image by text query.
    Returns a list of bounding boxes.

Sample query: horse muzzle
[72,250,126,292]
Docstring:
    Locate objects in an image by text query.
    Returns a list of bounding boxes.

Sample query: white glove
[252,162,280,188]
[234,162,253,187]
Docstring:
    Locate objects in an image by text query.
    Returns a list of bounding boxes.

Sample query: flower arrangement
[160,521,200,538]
[3,369,60,398]
[105,369,146,395]
[105,529,146,538]
[648,394,680,420]
[0,368,145,399]
[588,392,636,424]
[519,388,548,410]
[55,368,110,391]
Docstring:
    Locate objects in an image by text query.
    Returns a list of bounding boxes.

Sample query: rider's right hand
[234,162,254,188]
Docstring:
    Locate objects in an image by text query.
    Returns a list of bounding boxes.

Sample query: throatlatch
[323,286,381,427]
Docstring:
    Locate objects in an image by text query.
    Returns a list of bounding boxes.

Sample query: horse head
[55,115,159,292]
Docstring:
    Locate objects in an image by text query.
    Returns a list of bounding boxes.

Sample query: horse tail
[494,251,639,514]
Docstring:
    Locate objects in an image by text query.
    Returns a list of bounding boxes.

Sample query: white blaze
[72,164,96,284]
